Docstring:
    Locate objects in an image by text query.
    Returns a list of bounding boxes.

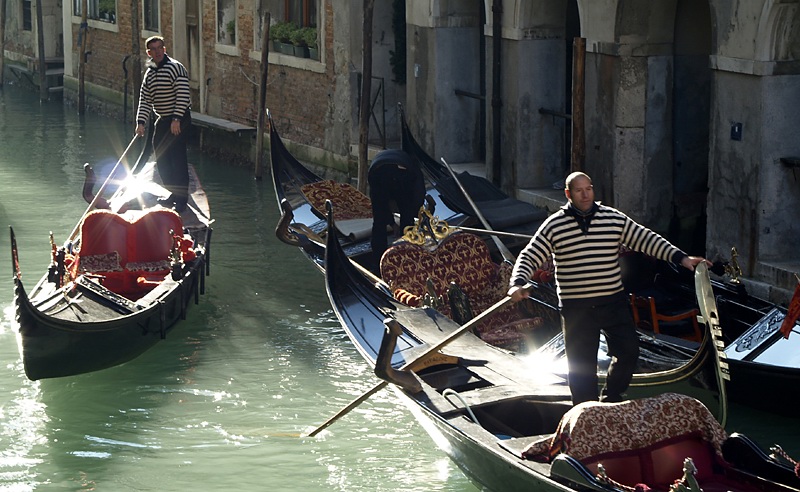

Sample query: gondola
[10,140,212,381]
[270,110,469,271]
[270,109,543,269]
[321,202,800,492]
[269,111,372,271]
[619,250,800,415]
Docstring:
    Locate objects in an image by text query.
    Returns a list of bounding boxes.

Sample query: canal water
[0,80,797,491]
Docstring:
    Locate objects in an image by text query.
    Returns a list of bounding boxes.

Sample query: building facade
[3,0,800,300]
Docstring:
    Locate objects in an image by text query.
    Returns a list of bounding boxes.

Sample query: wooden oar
[305,291,522,437]
[455,225,534,241]
[68,134,141,241]
[439,157,515,262]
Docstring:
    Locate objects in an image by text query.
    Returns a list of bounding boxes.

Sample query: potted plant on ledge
[302,27,318,60]
[270,21,297,55]
[290,27,310,58]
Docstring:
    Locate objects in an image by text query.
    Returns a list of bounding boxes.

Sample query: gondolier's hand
[681,255,712,271]
[507,284,531,303]
[135,123,145,137]
[171,119,181,135]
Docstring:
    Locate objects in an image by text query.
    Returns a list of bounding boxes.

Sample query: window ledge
[251,51,324,74]
[215,44,241,57]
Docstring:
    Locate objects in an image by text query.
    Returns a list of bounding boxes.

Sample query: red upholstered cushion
[583,453,645,486]
[78,211,131,265]
[74,209,183,298]
[649,433,716,484]
[582,432,717,488]
[130,209,183,263]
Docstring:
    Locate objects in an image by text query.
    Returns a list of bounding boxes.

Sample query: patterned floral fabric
[300,180,373,220]
[380,233,543,349]
[78,252,123,273]
[522,392,727,463]
[126,260,171,272]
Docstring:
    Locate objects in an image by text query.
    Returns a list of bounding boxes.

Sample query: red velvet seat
[523,393,770,491]
[73,209,183,298]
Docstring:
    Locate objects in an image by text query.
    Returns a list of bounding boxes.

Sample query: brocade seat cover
[380,232,544,350]
[300,180,373,220]
[523,392,738,490]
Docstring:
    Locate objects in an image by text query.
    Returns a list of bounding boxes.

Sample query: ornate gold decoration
[725,246,743,284]
[401,205,453,246]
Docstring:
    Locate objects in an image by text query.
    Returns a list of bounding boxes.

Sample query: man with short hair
[135,35,192,212]
[508,172,709,404]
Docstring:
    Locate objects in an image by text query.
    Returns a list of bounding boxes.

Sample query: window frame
[143,0,160,32]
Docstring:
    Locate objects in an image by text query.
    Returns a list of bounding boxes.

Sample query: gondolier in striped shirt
[135,35,192,212]
[508,172,709,405]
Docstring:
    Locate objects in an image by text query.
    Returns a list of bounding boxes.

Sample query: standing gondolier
[507,172,709,405]
[135,35,192,212]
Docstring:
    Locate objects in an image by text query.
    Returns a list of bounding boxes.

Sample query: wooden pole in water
[130,0,141,120]
[78,0,87,113]
[357,0,374,194]
[35,0,47,100]
[0,0,6,87]
[255,12,271,180]
[571,37,586,172]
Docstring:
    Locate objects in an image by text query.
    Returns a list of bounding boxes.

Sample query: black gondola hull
[13,256,205,380]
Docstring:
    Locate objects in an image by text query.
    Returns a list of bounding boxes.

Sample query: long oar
[68,134,140,241]
[455,225,534,241]
[306,291,521,437]
[440,157,515,262]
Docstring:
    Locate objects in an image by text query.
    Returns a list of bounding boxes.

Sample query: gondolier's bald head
[565,172,591,192]
[564,172,595,213]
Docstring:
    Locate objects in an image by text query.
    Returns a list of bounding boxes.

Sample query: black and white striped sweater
[137,55,191,126]
[510,202,687,308]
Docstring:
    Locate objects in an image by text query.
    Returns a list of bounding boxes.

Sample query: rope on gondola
[770,445,800,477]
[595,464,646,491]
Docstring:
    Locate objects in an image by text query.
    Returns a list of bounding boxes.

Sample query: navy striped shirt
[510,203,686,307]
[137,55,191,126]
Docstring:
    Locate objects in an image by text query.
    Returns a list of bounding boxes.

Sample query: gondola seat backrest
[75,209,183,296]
[380,232,543,350]
[300,180,373,220]
[539,392,732,489]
